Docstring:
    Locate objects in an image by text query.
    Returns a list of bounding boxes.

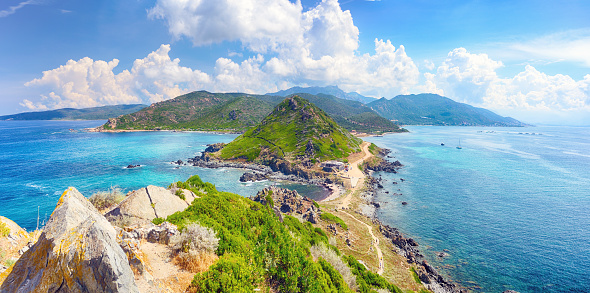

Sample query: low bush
[170,223,220,273]
[311,243,357,290]
[344,255,402,293]
[89,187,125,211]
[320,212,348,230]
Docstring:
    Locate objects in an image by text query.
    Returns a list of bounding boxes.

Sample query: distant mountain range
[367,94,527,126]
[97,91,403,134]
[268,85,376,104]
[0,104,147,121]
[2,86,527,129]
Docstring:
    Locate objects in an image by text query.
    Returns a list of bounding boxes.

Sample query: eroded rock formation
[0,187,138,292]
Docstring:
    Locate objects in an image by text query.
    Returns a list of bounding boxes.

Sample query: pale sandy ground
[319,142,384,275]
[135,242,194,293]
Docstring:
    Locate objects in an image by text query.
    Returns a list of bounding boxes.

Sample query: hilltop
[0,104,146,121]
[268,85,377,104]
[368,94,527,126]
[219,95,363,164]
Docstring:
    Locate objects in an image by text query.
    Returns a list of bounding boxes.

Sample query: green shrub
[344,255,402,293]
[164,176,350,292]
[313,200,320,209]
[190,254,256,293]
[320,213,348,230]
[175,189,186,200]
[0,221,9,237]
[152,217,165,225]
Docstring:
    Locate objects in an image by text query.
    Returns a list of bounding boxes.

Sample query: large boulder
[251,186,320,223]
[0,187,138,292]
[106,185,197,225]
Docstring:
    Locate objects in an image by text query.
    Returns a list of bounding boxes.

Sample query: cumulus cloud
[23,45,212,109]
[424,47,590,125]
[148,0,303,53]
[148,0,419,97]
[24,0,420,110]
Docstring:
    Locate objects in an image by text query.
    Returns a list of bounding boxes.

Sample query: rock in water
[0,187,138,292]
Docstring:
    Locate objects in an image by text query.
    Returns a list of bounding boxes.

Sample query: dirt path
[336,142,371,209]
[326,142,384,275]
[340,210,384,275]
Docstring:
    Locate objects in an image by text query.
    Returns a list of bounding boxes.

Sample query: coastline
[179,141,465,293]
[86,127,244,134]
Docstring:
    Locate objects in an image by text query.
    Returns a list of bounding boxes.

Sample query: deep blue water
[0,120,327,231]
[366,126,590,293]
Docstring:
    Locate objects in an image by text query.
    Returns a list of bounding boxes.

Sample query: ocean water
[366,126,590,293]
[0,120,328,231]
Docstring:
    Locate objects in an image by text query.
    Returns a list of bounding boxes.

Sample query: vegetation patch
[320,212,349,230]
[162,175,402,292]
[170,223,219,273]
[344,255,403,293]
[410,267,422,284]
[89,187,125,212]
[0,221,10,237]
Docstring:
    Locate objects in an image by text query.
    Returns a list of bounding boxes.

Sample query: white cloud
[489,29,590,67]
[424,48,590,125]
[148,0,419,98]
[0,0,37,18]
[148,0,303,53]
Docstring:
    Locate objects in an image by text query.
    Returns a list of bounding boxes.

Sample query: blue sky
[1,0,589,125]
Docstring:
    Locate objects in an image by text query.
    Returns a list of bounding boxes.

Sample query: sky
[1,0,589,125]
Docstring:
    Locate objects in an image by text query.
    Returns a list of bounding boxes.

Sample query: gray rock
[106,185,193,225]
[0,187,138,293]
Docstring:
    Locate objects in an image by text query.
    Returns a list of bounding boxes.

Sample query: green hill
[368,94,527,126]
[0,104,146,121]
[219,96,362,163]
[100,91,275,132]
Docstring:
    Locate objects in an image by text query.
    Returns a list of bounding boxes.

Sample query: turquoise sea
[0,120,327,231]
[1,121,589,292]
[366,126,590,292]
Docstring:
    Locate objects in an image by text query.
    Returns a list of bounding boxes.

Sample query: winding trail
[332,142,384,275]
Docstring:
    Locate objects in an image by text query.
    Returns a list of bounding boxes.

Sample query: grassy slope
[368,93,526,126]
[219,96,363,162]
[262,93,403,133]
[161,175,403,293]
[0,104,146,121]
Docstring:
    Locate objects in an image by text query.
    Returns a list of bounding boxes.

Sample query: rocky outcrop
[364,159,402,173]
[204,143,226,153]
[239,172,269,182]
[0,216,31,246]
[0,187,138,292]
[379,223,423,264]
[251,186,320,223]
[416,260,465,293]
[106,186,197,226]
[377,222,464,293]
